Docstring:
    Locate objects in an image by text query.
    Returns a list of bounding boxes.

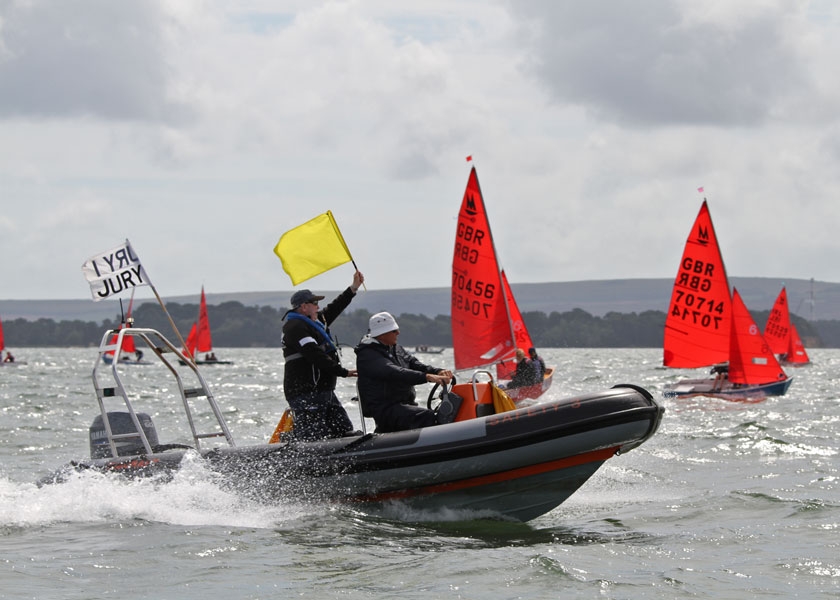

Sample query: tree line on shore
[1,299,833,348]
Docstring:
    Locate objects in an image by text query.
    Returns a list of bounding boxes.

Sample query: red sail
[183,322,198,358]
[105,296,136,356]
[787,324,811,365]
[763,286,792,355]
[106,329,136,355]
[196,286,213,353]
[728,288,787,385]
[0,315,5,352]
[451,167,514,371]
[764,286,810,365]
[496,270,533,380]
[663,200,731,368]
[123,333,136,353]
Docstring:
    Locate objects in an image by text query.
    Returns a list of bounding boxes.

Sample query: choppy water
[1,347,838,599]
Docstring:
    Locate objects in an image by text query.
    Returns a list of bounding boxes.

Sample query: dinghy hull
[663,376,793,401]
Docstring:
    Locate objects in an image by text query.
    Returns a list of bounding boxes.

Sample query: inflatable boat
[43,327,664,523]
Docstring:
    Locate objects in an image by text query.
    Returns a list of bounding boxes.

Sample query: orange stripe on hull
[351,446,618,503]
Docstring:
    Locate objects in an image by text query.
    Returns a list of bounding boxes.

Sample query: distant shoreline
[1,276,834,321]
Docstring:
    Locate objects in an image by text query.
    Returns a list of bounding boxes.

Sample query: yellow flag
[491,384,517,413]
[273,211,353,285]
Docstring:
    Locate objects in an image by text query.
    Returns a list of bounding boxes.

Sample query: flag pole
[121,238,191,359]
[328,212,367,291]
[351,259,366,291]
[150,283,191,356]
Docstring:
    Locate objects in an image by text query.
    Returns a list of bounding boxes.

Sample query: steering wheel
[427,375,457,410]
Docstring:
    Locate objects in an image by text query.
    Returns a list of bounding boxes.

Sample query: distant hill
[0,277,831,322]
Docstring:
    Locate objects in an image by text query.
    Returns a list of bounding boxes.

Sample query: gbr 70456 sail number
[452,274,496,317]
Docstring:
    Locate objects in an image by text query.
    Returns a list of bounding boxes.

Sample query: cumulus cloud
[508,0,812,127]
[3,1,840,299]
[0,0,190,122]
[186,2,476,180]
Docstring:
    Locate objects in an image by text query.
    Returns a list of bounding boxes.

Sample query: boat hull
[178,359,234,366]
[780,359,810,368]
[101,355,151,366]
[47,384,663,522]
[663,376,793,401]
[503,368,555,401]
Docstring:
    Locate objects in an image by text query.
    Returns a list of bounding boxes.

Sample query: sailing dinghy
[451,166,554,401]
[102,329,148,365]
[662,200,792,400]
[763,286,810,366]
[101,295,148,365]
[0,314,27,366]
[181,287,232,365]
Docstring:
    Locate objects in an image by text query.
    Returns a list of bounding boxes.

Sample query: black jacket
[354,336,442,419]
[509,358,540,388]
[281,286,356,398]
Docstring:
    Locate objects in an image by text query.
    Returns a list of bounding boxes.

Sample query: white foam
[0,456,318,530]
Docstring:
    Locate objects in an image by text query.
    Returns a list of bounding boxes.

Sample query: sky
[2,0,840,301]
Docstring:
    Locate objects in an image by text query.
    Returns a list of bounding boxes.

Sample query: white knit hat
[369,312,399,337]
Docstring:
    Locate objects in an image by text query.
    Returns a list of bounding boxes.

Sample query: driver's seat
[450,382,496,422]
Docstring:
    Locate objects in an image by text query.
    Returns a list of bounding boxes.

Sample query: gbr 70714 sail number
[670,289,725,329]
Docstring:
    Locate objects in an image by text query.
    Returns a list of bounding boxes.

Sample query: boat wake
[1,460,317,531]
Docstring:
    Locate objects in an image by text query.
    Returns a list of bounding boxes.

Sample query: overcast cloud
[1,0,839,303]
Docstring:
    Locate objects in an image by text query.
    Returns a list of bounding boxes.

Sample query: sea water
[1,347,838,599]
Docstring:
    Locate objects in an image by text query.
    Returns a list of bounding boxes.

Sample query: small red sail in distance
[763,286,792,355]
[728,288,788,385]
[183,322,198,358]
[106,295,136,356]
[764,286,810,365]
[196,286,213,353]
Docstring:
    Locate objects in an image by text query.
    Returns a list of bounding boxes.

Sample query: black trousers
[373,403,437,434]
[286,390,354,441]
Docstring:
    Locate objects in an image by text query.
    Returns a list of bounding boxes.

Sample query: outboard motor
[89,411,159,459]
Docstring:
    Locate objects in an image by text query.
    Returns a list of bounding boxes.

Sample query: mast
[471,168,518,353]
